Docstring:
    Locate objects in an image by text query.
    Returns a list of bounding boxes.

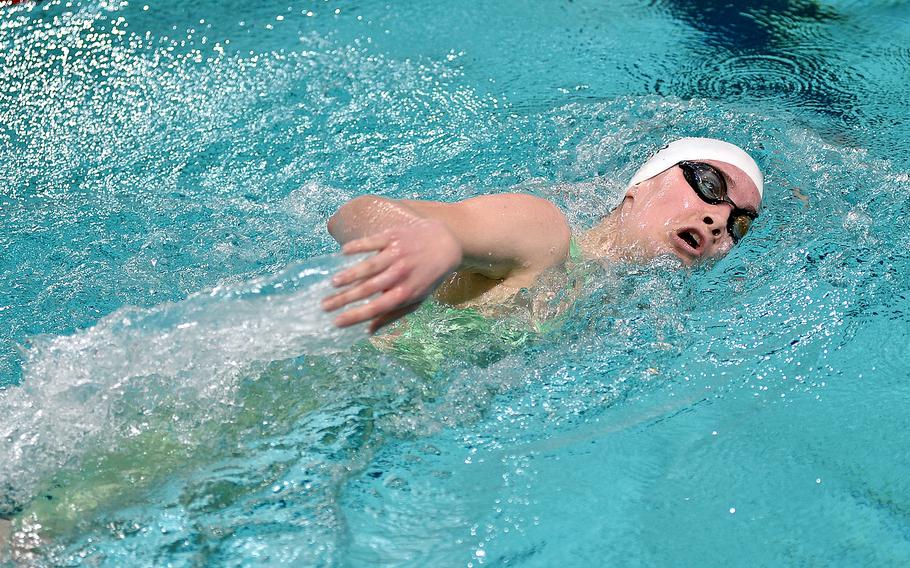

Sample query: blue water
[1,0,909,565]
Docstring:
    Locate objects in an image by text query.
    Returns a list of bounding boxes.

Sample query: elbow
[326,209,344,240]
[326,211,345,242]
[327,195,385,242]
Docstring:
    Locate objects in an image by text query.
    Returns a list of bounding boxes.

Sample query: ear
[608,192,635,220]
[619,184,639,209]
[625,178,647,198]
[616,176,656,216]
[623,172,661,208]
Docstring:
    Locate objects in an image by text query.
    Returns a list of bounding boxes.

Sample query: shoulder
[403,192,572,278]
[452,193,569,232]
[462,193,572,271]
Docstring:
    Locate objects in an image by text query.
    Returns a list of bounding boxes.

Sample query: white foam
[0,253,369,512]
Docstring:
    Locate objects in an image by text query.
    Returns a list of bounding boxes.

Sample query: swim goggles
[678,161,758,243]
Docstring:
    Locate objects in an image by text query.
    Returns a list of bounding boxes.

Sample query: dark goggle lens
[680,161,727,201]
[729,214,753,242]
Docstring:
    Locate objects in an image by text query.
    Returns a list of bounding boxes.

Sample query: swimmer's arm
[323,194,571,330]
[327,194,571,280]
[400,195,571,280]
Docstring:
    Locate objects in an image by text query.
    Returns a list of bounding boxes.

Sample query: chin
[650,240,692,266]
[655,242,708,268]
[630,246,690,268]
[664,251,694,268]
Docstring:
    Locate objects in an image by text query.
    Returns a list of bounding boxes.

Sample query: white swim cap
[627,137,763,199]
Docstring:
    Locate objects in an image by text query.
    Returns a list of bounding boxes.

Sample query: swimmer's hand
[321,219,462,333]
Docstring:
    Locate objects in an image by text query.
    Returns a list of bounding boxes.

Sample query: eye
[730,215,752,241]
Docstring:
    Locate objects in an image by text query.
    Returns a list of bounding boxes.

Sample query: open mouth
[677,228,702,252]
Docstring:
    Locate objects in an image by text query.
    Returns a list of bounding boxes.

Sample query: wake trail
[0,253,368,515]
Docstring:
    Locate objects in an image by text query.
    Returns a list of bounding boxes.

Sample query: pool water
[1,0,909,565]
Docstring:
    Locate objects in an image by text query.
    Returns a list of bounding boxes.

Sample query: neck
[579,208,625,261]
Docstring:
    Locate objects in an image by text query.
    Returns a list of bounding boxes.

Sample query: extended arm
[322,193,571,331]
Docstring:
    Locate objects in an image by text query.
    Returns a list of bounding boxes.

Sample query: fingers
[322,261,408,312]
[333,286,411,328]
[332,247,396,288]
[368,303,420,334]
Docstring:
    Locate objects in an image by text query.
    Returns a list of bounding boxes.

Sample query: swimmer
[323,137,763,332]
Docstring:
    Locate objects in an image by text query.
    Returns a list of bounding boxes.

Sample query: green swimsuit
[379,237,586,376]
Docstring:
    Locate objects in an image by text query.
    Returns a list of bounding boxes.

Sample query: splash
[0,253,368,518]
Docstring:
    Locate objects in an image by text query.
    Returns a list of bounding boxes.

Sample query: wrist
[416,217,463,271]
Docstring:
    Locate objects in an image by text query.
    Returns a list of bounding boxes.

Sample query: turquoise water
[1,0,909,565]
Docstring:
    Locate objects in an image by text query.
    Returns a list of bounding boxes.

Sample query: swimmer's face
[618,160,762,265]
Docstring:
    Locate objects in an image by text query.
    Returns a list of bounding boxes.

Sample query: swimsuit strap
[568,236,584,263]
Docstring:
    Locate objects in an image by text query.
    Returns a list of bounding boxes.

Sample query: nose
[702,209,730,243]
[702,215,724,239]
[701,201,735,240]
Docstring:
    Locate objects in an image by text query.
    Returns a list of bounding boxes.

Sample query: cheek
[636,206,675,233]
[625,180,701,240]
[669,189,704,214]
[640,191,696,230]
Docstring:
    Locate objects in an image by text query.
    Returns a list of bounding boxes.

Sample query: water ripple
[653,51,862,119]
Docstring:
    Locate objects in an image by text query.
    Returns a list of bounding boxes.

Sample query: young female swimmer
[0,139,762,557]
[322,137,764,332]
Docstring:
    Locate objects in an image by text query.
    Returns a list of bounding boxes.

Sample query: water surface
[1,0,909,565]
